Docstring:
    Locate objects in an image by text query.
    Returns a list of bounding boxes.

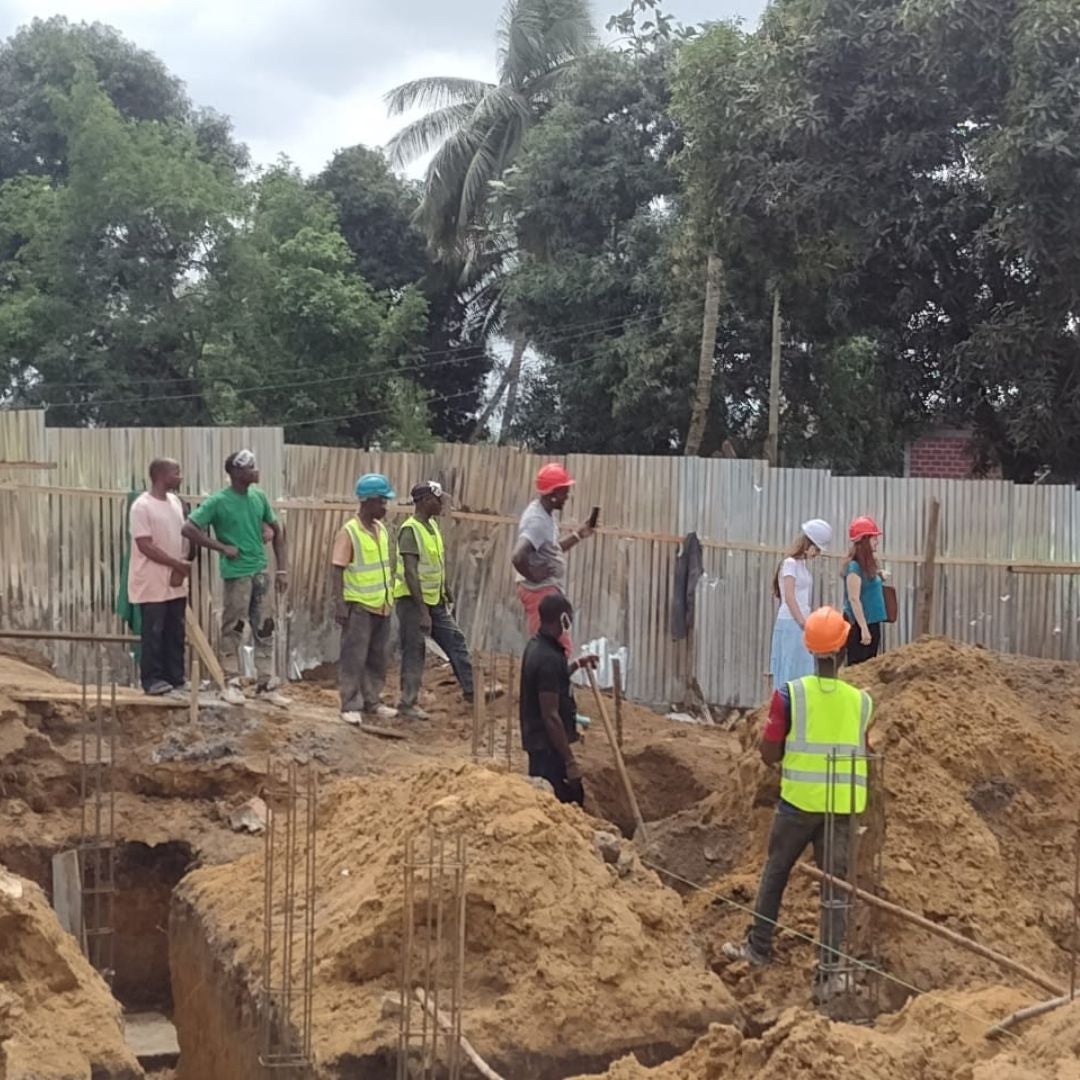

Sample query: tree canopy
[2,2,1080,478]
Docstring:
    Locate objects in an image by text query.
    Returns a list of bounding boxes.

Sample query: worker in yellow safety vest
[394,481,475,720]
[331,473,397,725]
[722,606,873,1004]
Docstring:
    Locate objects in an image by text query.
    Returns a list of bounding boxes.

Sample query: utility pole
[686,252,722,457]
[765,287,782,466]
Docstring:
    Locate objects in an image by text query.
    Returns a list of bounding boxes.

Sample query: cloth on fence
[115,489,143,647]
[671,531,703,641]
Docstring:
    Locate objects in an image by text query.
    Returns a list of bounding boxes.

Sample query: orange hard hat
[803,606,850,656]
[849,515,882,542]
[536,462,575,495]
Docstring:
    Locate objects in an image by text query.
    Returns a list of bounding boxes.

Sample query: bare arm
[781,575,805,627]
[402,552,424,606]
[134,536,189,574]
[847,572,869,636]
[269,520,287,573]
[331,565,347,625]
[512,535,542,582]
[760,740,783,766]
[539,690,575,766]
[182,520,237,559]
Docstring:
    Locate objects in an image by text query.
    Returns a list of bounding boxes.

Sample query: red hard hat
[849,515,882,541]
[536,463,574,495]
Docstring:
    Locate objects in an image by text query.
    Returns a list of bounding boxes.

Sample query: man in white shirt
[128,458,190,695]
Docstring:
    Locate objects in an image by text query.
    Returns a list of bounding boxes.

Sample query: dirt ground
[5,638,1080,1078]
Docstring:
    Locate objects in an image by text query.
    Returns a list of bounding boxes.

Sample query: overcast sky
[0,0,765,176]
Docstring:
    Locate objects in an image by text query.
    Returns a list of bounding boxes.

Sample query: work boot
[145,680,172,697]
[220,682,246,707]
[364,703,398,721]
[398,704,430,721]
[721,940,769,967]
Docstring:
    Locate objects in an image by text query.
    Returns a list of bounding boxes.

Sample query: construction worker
[723,606,872,1003]
[511,462,593,651]
[519,593,597,806]
[332,473,397,724]
[182,450,288,707]
[393,481,474,719]
[128,458,189,696]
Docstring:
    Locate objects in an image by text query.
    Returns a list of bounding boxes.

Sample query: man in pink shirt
[128,458,190,695]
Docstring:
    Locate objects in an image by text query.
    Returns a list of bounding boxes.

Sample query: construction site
[3,409,1080,1080]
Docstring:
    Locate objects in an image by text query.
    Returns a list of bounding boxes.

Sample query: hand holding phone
[587,506,600,529]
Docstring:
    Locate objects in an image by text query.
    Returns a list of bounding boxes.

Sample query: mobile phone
[587,506,600,529]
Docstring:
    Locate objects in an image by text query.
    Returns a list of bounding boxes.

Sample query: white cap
[801,519,833,550]
[232,448,256,469]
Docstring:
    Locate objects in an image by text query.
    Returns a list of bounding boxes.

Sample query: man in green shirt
[183,449,288,707]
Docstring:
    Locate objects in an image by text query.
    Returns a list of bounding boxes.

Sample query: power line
[15,300,701,398]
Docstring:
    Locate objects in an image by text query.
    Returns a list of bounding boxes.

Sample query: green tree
[0,16,246,182]
[202,165,430,447]
[312,144,493,441]
[0,71,239,424]
[384,0,595,255]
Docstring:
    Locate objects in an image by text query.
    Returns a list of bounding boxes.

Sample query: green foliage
[202,166,430,446]
[385,0,596,255]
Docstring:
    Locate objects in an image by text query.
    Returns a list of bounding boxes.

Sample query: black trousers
[139,597,186,690]
[747,805,851,966]
[527,749,584,807]
[845,619,882,665]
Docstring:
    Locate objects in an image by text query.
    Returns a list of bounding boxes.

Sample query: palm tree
[385,0,595,441]
[385,0,595,256]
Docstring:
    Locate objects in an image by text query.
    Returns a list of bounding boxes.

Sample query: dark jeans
[139,597,186,690]
[339,605,392,713]
[846,620,882,665]
[397,597,474,706]
[747,803,851,967]
[527,749,584,807]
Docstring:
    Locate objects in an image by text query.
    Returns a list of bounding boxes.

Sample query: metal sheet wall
[1,409,1077,705]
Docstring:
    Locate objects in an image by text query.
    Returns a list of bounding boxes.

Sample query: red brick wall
[906,432,998,479]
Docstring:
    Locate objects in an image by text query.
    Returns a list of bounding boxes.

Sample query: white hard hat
[801,519,833,550]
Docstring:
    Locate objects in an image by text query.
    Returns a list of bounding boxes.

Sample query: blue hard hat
[355,473,395,500]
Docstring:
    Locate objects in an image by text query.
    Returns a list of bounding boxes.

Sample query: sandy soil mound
[0,865,142,1080]
[646,639,1080,1011]
[567,986,1073,1079]
[173,763,738,1079]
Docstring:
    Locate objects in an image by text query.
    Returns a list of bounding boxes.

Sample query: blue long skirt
[770,618,814,690]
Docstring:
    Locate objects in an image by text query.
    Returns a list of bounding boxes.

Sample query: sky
[0,0,766,177]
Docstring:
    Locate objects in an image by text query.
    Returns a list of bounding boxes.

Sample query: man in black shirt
[519,593,596,806]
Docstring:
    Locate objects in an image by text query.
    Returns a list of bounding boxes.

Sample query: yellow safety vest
[780,676,871,814]
[393,516,445,605]
[342,517,393,612]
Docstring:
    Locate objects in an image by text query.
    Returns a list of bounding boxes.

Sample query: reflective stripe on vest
[392,517,445,605]
[779,676,871,814]
[342,517,393,611]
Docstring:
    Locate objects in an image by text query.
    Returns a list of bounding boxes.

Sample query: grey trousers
[398,597,474,706]
[339,604,392,713]
[747,804,851,968]
[221,573,272,681]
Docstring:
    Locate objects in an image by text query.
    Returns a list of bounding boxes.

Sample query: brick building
[904,428,1000,480]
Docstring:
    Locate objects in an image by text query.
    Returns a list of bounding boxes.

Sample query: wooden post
[915,497,941,638]
[765,287,782,467]
[189,658,200,725]
[471,653,483,761]
[584,668,648,843]
[611,658,623,750]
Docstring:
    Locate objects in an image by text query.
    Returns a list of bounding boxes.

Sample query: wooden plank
[185,606,226,691]
[915,497,941,637]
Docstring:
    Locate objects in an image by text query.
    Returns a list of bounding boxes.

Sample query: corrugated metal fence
[1,410,1077,706]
